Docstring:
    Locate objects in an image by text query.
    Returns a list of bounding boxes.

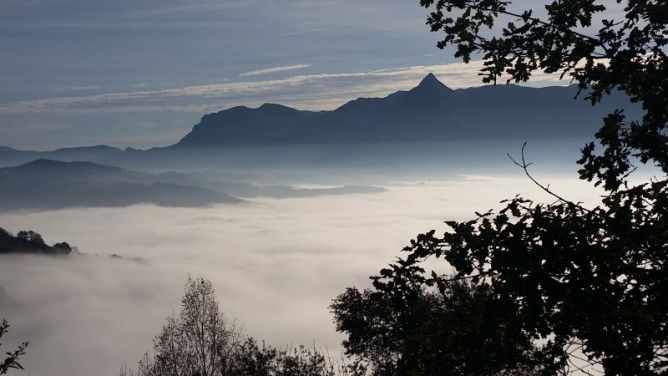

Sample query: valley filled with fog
[0,169,602,376]
[1,0,663,373]
[0,77,652,374]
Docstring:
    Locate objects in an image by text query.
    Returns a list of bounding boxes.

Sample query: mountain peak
[419,73,442,85]
[415,73,450,92]
[422,72,438,81]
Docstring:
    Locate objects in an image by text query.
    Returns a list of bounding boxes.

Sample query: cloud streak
[239,64,311,77]
[0,61,566,115]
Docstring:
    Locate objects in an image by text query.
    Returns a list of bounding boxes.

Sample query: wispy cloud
[55,85,100,92]
[239,64,311,77]
[0,61,566,115]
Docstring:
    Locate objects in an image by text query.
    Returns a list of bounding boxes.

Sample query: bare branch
[508,142,591,212]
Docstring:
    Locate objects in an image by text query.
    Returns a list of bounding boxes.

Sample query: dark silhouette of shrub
[0,228,72,255]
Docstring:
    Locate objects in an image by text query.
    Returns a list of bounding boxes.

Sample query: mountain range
[0,74,641,168]
[173,74,640,148]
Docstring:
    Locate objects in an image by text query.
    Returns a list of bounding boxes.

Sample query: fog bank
[0,175,600,376]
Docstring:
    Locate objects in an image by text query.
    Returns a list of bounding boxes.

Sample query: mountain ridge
[0,159,242,210]
[170,74,640,148]
[0,75,642,163]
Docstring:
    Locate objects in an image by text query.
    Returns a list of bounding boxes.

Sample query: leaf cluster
[331,283,549,375]
[0,319,28,375]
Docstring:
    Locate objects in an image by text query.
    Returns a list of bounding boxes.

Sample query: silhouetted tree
[332,283,547,375]
[122,277,350,376]
[0,319,28,375]
[15,231,42,245]
[52,242,73,255]
[130,276,240,376]
[0,228,72,255]
[227,341,339,376]
[333,1,667,375]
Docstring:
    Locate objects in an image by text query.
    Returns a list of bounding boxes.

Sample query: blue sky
[0,0,611,150]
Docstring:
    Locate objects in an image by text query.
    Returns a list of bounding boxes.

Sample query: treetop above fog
[0,227,72,255]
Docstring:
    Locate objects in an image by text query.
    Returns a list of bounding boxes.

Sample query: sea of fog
[0,175,603,376]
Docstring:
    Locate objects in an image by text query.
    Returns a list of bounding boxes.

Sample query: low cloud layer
[0,176,600,376]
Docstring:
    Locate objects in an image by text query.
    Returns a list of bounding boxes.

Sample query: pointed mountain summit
[399,73,454,100]
[422,72,439,82]
[414,73,450,91]
[402,73,457,104]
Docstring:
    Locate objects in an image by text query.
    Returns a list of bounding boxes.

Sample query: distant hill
[0,160,384,210]
[0,145,123,167]
[0,159,242,211]
[171,74,641,148]
[0,227,72,255]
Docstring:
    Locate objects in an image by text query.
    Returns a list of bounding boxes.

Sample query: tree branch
[459,0,606,49]
[508,142,590,212]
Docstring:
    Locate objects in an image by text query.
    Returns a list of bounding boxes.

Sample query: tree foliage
[332,1,667,375]
[122,276,355,376]
[0,227,72,255]
[332,283,548,375]
[0,319,28,375]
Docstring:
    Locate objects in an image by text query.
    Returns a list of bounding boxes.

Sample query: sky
[0,0,582,150]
